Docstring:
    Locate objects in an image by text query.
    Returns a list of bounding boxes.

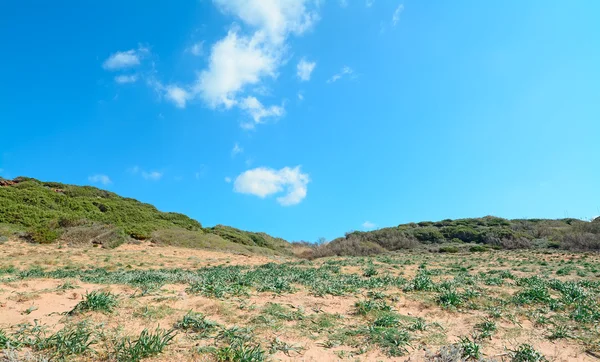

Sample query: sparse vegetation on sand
[1,241,600,361]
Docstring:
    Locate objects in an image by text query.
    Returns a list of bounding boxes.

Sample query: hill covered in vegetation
[0,177,290,254]
[306,216,600,258]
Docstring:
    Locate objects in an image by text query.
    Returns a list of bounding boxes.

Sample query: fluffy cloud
[233,166,309,206]
[88,174,112,185]
[327,66,354,83]
[362,221,376,230]
[213,0,319,44]
[160,0,319,128]
[195,30,279,109]
[239,96,284,126]
[114,74,138,84]
[392,4,404,26]
[297,58,316,81]
[102,49,146,70]
[165,86,191,108]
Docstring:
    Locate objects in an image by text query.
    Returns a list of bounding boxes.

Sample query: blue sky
[1,1,599,242]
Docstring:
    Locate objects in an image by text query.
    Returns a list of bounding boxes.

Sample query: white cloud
[239,96,284,126]
[88,174,112,185]
[142,171,163,181]
[187,41,204,56]
[339,0,348,8]
[362,221,376,230]
[233,166,310,206]
[392,4,404,26]
[297,92,304,101]
[195,30,279,109]
[327,66,354,83]
[165,85,192,108]
[231,143,244,157]
[128,166,162,181]
[102,49,144,70]
[366,0,374,7]
[213,0,319,44]
[297,58,316,81]
[225,177,232,183]
[114,74,138,84]
[154,0,320,128]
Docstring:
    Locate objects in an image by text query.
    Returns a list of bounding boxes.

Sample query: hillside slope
[0,177,291,254]
[307,216,600,258]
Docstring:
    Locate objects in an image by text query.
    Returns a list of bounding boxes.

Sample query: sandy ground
[1,240,598,361]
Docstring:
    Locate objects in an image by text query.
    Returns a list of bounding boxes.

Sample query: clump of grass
[458,336,481,359]
[113,328,176,362]
[510,344,548,361]
[373,312,401,327]
[408,317,429,331]
[366,326,411,357]
[69,291,118,314]
[474,318,497,340]
[44,322,97,359]
[175,311,219,336]
[437,290,463,308]
[268,337,303,356]
[547,324,571,340]
[354,299,392,315]
[215,342,266,362]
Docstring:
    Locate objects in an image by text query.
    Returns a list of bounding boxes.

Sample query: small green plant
[474,318,497,339]
[459,336,481,359]
[373,312,400,327]
[215,341,266,362]
[175,311,219,336]
[547,324,571,340]
[510,344,548,361]
[408,318,428,331]
[69,291,118,314]
[354,299,392,315]
[44,322,97,359]
[437,290,463,308]
[114,328,176,361]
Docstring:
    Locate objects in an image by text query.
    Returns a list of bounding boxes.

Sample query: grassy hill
[0,177,291,254]
[2,176,599,258]
[305,216,600,258]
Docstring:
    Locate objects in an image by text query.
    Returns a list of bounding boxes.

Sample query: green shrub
[439,246,459,253]
[28,225,61,244]
[469,245,488,252]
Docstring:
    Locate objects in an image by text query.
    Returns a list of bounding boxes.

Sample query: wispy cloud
[233,166,310,206]
[297,58,316,81]
[128,166,163,181]
[186,41,204,56]
[392,4,404,26]
[239,96,284,128]
[231,143,244,157]
[327,66,354,83]
[142,171,163,181]
[224,177,232,183]
[114,74,138,84]
[102,47,148,70]
[339,0,348,8]
[362,221,376,230]
[88,174,112,185]
[366,0,374,7]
